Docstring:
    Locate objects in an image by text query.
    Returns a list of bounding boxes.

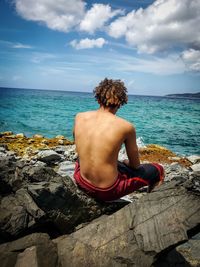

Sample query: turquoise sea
[0,87,199,156]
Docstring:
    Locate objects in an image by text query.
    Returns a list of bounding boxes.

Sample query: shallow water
[0,87,199,156]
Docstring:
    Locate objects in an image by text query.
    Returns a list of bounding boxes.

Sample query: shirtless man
[73,78,164,201]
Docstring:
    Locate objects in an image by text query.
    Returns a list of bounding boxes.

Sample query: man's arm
[72,114,78,142]
[72,113,81,141]
[72,126,75,141]
[124,124,140,169]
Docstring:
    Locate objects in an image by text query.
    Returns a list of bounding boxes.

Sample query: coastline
[0,131,200,266]
[0,131,194,167]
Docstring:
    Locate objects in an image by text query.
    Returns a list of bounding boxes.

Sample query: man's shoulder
[116,116,135,130]
[75,111,94,121]
[75,111,92,117]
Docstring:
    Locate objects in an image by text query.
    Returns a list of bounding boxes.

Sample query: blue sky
[0,0,200,95]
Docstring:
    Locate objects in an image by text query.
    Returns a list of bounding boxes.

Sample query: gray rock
[7,151,16,157]
[0,195,29,237]
[0,153,17,196]
[0,153,8,168]
[53,178,200,267]
[27,177,129,235]
[56,160,75,179]
[37,150,61,163]
[0,144,8,151]
[174,239,200,266]
[185,174,200,194]
[190,163,200,175]
[153,234,200,267]
[0,147,6,153]
[16,188,45,220]
[0,188,46,239]
[0,233,57,267]
[16,158,30,168]
[187,155,200,164]
[32,160,46,167]
[118,147,127,161]
[54,146,67,154]
[63,145,78,161]
[10,165,57,191]
[0,251,18,267]
[1,155,129,241]
[15,244,57,267]
[0,152,15,169]
[166,162,182,172]
[164,163,190,182]
[14,246,38,267]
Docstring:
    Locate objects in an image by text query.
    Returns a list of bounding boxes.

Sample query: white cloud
[181,49,200,71]
[14,0,85,32]
[107,53,186,75]
[108,0,200,54]
[31,52,57,63]
[12,43,33,49]
[66,51,186,75]
[80,51,185,75]
[70,38,107,49]
[0,40,33,49]
[79,4,123,34]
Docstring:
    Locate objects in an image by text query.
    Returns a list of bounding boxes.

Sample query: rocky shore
[0,131,200,267]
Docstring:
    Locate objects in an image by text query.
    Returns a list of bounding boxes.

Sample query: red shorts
[74,161,164,201]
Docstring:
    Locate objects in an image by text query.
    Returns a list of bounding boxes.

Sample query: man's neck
[98,106,118,115]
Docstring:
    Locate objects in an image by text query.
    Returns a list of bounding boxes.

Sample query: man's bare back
[73,79,164,201]
[74,108,140,188]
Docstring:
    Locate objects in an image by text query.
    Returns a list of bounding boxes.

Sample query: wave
[137,137,146,148]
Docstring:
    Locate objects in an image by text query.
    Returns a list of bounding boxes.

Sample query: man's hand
[123,158,140,170]
[147,180,163,193]
[123,159,130,166]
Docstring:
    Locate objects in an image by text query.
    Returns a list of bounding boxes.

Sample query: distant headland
[165,92,200,99]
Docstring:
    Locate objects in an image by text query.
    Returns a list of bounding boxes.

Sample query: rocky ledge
[0,132,200,267]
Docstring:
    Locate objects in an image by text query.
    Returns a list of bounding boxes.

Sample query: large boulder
[0,188,45,242]
[0,161,129,242]
[0,151,17,196]
[153,233,200,267]
[53,177,200,267]
[0,233,57,267]
[27,176,129,235]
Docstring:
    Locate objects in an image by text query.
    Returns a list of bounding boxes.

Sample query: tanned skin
[73,105,140,188]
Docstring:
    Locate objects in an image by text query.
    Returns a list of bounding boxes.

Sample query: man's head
[93,78,128,109]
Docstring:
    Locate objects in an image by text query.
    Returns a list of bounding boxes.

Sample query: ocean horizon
[1,86,199,99]
[0,87,199,156]
[0,86,169,97]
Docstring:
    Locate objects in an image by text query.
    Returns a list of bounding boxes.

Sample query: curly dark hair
[93,78,128,108]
